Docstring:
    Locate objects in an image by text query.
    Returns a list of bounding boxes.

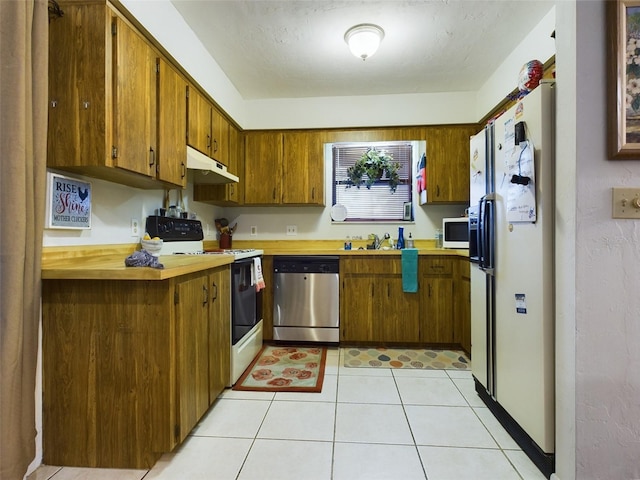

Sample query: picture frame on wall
[608,0,640,159]
[45,172,92,229]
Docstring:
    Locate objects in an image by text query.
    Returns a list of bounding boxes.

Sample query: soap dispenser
[406,233,414,249]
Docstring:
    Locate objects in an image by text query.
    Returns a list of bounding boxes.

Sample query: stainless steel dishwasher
[273,256,339,343]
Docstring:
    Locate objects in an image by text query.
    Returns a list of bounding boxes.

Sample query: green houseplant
[346,148,400,192]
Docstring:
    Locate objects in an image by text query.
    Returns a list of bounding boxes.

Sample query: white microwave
[442,217,469,249]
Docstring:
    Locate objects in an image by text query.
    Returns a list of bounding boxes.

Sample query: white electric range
[146,216,264,386]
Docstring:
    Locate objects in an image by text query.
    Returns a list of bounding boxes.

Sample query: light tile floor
[28,348,546,480]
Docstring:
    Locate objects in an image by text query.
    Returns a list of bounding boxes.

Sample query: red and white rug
[233,345,327,392]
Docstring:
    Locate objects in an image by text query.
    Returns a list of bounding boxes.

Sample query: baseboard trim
[474,376,555,479]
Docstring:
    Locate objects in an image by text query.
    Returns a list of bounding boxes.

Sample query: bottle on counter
[397,226,405,249]
[435,228,443,248]
[406,233,415,249]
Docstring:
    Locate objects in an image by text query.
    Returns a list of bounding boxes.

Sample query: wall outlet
[131,218,140,237]
[250,225,258,236]
[286,225,297,236]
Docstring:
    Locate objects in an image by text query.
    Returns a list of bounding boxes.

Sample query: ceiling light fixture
[344,23,385,61]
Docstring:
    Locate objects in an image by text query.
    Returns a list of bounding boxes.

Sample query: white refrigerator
[469,81,555,478]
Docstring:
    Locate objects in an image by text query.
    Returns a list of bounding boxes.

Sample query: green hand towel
[402,248,418,293]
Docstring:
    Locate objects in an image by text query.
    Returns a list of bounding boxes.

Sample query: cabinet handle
[181,162,186,179]
[203,285,209,306]
[428,284,432,298]
[272,188,276,200]
[207,135,211,150]
[437,185,440,197]
[311,187,315,200]
[211,282,218,302]
[213,139,218,153]
[387,284,390,297]
[149,147,155,167]
[230,184,234,195]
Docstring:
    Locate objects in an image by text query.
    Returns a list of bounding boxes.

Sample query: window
[332,141,413,222]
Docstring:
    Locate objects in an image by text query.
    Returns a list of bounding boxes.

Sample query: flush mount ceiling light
[344,23,385,61]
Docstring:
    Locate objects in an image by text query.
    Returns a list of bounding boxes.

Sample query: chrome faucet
[372,234,381,249]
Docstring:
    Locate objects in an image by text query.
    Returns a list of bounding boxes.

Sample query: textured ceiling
[171,0,555,100]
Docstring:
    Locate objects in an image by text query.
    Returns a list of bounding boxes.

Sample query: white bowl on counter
[140,239,163,257]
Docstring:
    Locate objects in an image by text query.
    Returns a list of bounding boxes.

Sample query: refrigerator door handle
[479,194,495,275]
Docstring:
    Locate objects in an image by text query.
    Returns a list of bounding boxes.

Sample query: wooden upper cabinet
[156,58,187,187]
[425,126,476,204]
[47,2,185,189]
[243,130,326,206]
[211,109,230,164]
[187,86,212,156]
[192,124,243,206]
[111,17,156,178]
[244,131,284,205]
[282,131,325,205]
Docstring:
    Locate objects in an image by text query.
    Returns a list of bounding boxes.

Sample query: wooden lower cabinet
[339,255,469,349]
[42,267,231,469]
[174,273,210,444]
[454,258,471,354]
[208,267,231,399]
[340,256,419,344]
[420,257,454,343]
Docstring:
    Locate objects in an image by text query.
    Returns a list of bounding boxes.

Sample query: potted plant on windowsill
[346,148,400,192]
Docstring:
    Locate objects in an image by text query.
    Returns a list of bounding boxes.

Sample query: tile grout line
[391,367,430,480]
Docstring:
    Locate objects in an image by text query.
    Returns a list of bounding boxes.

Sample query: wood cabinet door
[48,2,109,169]
[454,259,471,354]
[420,276,454,343]
[112,17,156,177]
[187,86,212,156]
[244,131,283,204]
[376,276,420,343]
[208,267,231,401]
[340,275,375,342]
[156,58,187,187]
[282,131,325,205]
[212,109,230,164]
[426,126,475,203]
[174,275,210,443]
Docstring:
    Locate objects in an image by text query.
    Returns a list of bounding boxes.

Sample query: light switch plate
[612,187,640,219]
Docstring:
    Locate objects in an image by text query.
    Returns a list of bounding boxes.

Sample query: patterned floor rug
[233,345,327,392]
[343,347,470,370]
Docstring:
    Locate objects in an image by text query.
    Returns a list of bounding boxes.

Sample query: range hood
[186,146,238,184]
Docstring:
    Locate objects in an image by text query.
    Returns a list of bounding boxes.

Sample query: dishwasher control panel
[273,256,339,274]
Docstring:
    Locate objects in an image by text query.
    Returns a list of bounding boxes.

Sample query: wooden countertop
[41,240,468,280]
[42,245,235,280]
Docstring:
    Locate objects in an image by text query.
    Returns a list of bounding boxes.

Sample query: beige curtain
[0,0,48,479]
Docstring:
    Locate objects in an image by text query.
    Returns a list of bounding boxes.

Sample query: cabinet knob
[50,100,58,108]
[82,101,90,109]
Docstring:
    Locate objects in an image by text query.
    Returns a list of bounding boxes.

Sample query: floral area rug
[233,345,327,392]
[343,347,470,370]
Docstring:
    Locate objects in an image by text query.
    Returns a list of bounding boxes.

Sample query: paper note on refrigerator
[506,140,536,222]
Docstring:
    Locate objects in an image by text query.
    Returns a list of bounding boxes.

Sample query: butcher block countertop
[41,243,234,280]
[41,240,468,280]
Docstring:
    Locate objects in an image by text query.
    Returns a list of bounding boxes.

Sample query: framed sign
[45,172,92,229]
[608,0,640,159]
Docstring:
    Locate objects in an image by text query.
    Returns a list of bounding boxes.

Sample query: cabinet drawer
[422,257,453,275]
[341,256,400,274]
